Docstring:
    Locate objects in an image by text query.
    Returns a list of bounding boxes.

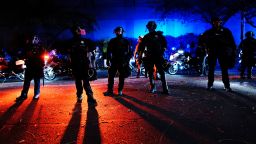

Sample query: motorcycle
[43,52,57,80]
[168,49,204,75]
[43,50,74,80]
[43,50,97,81]
[0,57,25,81]
[129,58,146,76]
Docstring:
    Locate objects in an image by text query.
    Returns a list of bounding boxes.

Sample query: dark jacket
[203,27,236,67]
[138,31,167,62]
[107,36,132,66]
[203,27,236,57]
[24,43,44,77]
[70,37,95,78]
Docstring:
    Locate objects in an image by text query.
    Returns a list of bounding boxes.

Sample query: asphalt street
[0,70,256,144]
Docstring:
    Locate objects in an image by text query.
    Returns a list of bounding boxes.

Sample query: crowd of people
[6,18,255,105]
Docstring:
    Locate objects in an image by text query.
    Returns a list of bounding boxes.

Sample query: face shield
[211,17,222,28]
[114,27,124,36]
[146,21,157,32]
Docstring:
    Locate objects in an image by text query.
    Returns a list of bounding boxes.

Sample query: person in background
[196,34,208,76]
[238,31,256,79]
[134,36,143,78]
[103,26,132,96]
[203,17,236,92]
[16,34,44,101]
[69,25,97,104]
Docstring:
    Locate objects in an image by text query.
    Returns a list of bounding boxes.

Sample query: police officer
[103,26,132,96]
[16,35,44,101]
[203,17,236,92]
[138,21,169,94]
[70,25,97,104]
[239,31,256,79]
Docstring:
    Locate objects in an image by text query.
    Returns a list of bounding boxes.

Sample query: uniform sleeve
[127,40,132,59]
[137,38,145,59]
[201,30,210,53]
[106,39,113,61]
[228,29,237,58]
[226,29,236,50]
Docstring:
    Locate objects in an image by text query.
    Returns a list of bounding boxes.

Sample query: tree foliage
[158,0,256,26]
[0,0,98,43]
[242,0,256,28]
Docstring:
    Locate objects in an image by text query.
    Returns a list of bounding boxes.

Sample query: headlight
[177,50,184,54]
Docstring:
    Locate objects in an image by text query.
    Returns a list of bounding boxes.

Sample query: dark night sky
[0,0,255,50]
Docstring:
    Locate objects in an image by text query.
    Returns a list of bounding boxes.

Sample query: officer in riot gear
[16,34,44,101]
[239,31,256,79]
[138,21,169,94]
[203,17,236,92]
[103,26,132,96]
[70,25,97,104]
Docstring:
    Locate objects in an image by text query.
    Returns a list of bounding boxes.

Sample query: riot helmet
[211,17,222,23]
[211,16,222,29]
[114,26,124,37]
[114,26,124,34]
[245,31,254,38]
[146,21,157,31]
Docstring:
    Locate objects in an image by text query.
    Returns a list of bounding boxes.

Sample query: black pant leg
[117,66,125,91]
[82,78,93,98]
[207,56,217,87]
[21,70,33,96]
[155,62,168,91]
[219,57,230,88]
[34,76,41,95]
[107,66,118,92]
[75,78,83,97]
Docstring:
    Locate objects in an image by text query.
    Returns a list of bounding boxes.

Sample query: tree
[241,0,256,28]
[158,0,240,24]
[157,0,256,40]
[0,0,98,49]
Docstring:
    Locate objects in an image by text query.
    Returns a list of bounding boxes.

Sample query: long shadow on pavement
[207,89,256,143]
[3,100,39,143]
[173,84,256,109]
[112,95,216,144]
[122,94,222,143]
[121,94,220,137]
[215,90,256,109]
[169,84,256,143]
[61,102,82,144]
[0,101,24,130]
[83,104,101,144]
